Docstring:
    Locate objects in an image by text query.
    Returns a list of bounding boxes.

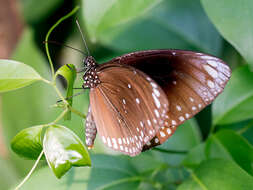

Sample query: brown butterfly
[83,50,231,156]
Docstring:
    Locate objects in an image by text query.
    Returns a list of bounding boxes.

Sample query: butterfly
[83,50,231,156]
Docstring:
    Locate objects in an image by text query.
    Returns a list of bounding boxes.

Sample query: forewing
[109,50,231,149]
[89,63,169,156]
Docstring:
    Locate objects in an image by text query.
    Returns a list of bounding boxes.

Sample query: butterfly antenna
[43,40,87,56]
[76,20,90,56]
[57,90,87,103]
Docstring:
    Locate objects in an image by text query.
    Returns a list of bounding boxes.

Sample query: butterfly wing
[108,50,231,149]
[89,63,169,156]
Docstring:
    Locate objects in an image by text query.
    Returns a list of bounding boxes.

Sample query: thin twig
[153,147,188,154]
[44,6,80,79]
[14,151,44,190]
[68,106,86,119]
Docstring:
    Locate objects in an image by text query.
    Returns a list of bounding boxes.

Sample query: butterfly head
[83,56,97,68]
[82,56,101,89]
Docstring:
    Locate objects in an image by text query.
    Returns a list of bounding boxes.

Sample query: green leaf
[55,64,77,120]
[87,155,140,190]
[160,119,202,150]
[130,153,166,173]
[155,119,202,165]
[213,65,253,125]
[2,29,59,175]
[2,28,89,176]
[13,155,139,190]
[182,143,206,169]
[201,0,253,68]
[0,59,42,93]
[12,167,91,190]
[83,0,222,55]
[205,130,253,175]
[178,159,253,190]
[43,125,91,178]
[142,120,199,186]
[11,125,44,160]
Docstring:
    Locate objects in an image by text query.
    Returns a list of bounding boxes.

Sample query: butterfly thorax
[82,56,101,88]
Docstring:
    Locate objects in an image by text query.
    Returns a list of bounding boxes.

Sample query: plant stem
[45,6,80,79]
[209,124,216,134]
[52,109,68,124]
[52,84,68,104]
[153,148,188,154]
[41,78,51,84]
[14,151,44,190]
[68,106,86,119]
[237,120,253,135]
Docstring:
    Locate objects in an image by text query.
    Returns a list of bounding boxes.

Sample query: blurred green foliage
[1,0,253,189]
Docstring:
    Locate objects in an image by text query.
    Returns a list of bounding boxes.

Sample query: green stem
[153,148,188,154]
[52,84,67,103]
[45,6,80,79]
[68,106,86,119]
[209,124,216,134]
[237,120,253,135]
[52,109,69,124]
[14,151,44,190]
[41,78,51,84]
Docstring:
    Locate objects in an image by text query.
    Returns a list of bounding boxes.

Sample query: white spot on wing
[113,143,118,149]
[154,109,160,118]
[203,65,218,78]
[207,80,215,88]
[179,116,185,121]
[167,128,172,135]
[153,88,160,97]
[160,131,166,137]
[207,60,218,67]
[151,82,158,88]
[152,93,161,108]
[136,98,140,104]
[176,105,182,111]
[107,138,112,147]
